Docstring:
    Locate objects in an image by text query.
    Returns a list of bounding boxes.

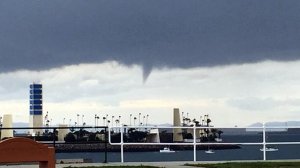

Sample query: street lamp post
[77,114,80,126]
[138,113,141,126]
[146,114,149,126]
[130,114,132,126]
[82,115,84,126]
[134,117,137,126]
[103,117,106,126]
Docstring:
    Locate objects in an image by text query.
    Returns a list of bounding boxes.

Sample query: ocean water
[56,134,300,162]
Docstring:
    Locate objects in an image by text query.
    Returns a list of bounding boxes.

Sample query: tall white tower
[29,83,43,135]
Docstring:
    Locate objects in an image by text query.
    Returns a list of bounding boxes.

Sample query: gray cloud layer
[1,0,300,79]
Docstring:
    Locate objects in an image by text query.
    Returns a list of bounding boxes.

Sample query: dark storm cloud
[1,0,300,79]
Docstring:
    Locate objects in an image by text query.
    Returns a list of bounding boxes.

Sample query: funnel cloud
[1,0,300,80]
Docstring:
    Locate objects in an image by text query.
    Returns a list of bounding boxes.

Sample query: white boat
[205,149,215,154]
[215,138,223,142]
[260,147,278,152]
[160,147,175,153]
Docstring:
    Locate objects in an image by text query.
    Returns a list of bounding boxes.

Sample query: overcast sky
[1,0,300,127]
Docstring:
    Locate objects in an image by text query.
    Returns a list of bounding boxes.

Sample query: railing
[2,125,300,163]
[109,124,300,163]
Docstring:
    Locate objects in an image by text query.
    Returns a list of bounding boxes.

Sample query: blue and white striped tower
[29,83,43,134]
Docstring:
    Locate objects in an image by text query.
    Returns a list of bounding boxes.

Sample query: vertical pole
[104,127,108,163]
[193,124,196,162]
[53,128,56,147]
[121,124,124,163]
[262,123,266,161]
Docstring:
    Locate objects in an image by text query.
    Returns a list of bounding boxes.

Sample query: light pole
[44,111,49,126]
[112,116,115,128]
[106,114,109,126]
[103,117,106,126]
[96,116,99,127]
[134,117,137,126]
[146,114,149,126]
[95,114,97,127]
[82,115,84,126]
[77,114,80,126]
[130,114,132,126]
[200,116,202,126]
[139,113,141,126]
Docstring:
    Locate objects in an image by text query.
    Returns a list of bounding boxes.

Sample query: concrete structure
[173,108,183,142]
[58,124,69,141]
[1,114,13,139]
[29,83,43,135]
[146,128,160,143]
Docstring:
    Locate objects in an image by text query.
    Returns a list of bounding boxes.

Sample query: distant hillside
[247,121,300,132]
[248,121,300,127]
[13,122,29,127]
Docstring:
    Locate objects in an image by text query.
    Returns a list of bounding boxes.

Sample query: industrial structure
[173,108,183,142]
[29,83,43,135]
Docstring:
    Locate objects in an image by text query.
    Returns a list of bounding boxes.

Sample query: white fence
[108,124,300,163]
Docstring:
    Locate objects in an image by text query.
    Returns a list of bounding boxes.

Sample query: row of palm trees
[44,111,151,128]
[182,112,212,127]
[181,112,223,141]
[93,113,150,127]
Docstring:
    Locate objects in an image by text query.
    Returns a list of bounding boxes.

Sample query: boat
[215,138,223,142]
[205,149,215,154]
[260,147,278,152]
[160,147,175,153]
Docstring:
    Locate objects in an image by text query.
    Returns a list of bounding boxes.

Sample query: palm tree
[206,118,211,127]
[130,114,132,125]
[77,114,80,125]
[115,119,120,132]
[115,119,120,126]
[82,115,84,126]
[133,117,137,126]
[192,118,196,123]
[199,116,202,126]
[217,130,223,139]
[146,114,149,126]
[96,116,99,127]
[94,114,97,127]
[111,116,115,127]
[103,117,106,126]
[138,113,141,126]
